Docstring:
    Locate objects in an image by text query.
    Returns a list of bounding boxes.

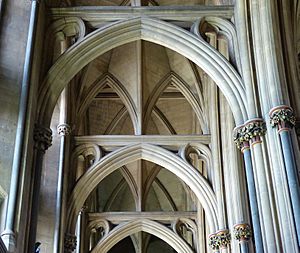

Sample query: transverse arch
[91,219,193,253]
[38,17,248,126]
[66,143,218,234]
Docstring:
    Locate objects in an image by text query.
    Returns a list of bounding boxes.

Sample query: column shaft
[1,1,39,250]
[240,241,249,253]
[279,130,300,244]
[242,148,263,253]
[251,142,277,251]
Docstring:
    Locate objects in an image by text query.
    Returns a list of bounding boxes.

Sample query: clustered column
[233,119,265,253]
[269,105,300,245]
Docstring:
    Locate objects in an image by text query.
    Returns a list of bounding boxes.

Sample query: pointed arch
[77,72,139,134]
[66,143,217,234]
[91,219,193,253]
[143,71,208,133]
[38,17,247,127]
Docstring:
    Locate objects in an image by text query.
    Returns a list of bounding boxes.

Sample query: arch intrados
[91,219,193,253]
[66,143,217,233]
[38,17,247,126]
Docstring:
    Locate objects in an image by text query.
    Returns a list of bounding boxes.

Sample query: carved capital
[208,233,220,251]
[233,223,252,241]
[216,229,231,249]
[34,124,52,152]
[57,123,71,136]
[233,125,247,150]
[233,119,266,149]
[64,233,77,253]
[269,105,296,131]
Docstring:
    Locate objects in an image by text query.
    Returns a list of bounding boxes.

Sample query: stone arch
[143,71,208,133]
[76,72,139,134]
[91,219,194,253]
[66,143,217,234]
[38,17,247,127]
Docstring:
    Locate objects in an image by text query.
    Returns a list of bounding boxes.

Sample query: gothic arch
[66,143,217,234]
[143,71,208,133]
[91,219,194,253]
[76,72,139,134]
[38,17,247,127]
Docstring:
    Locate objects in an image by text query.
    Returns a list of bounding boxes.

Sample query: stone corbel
[57,123,72,136]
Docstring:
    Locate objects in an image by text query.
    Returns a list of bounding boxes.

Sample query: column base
[1,229,16,253]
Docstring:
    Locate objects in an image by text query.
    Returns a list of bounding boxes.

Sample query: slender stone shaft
[233,121,265,253]
[1,0,39,250]
[278,130,300,244]
[242,147,263,253]
[270,105,300,245]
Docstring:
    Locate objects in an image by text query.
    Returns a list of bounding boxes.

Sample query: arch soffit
[91,219,194,253]
[66,143,217,233]
[38,17,247,126]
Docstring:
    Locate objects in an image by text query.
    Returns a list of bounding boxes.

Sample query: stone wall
[0,0,30,231]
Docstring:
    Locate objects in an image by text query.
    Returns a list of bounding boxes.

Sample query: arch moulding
[91,219,194,253]
[66,143,218,234]
[37,17,248,127]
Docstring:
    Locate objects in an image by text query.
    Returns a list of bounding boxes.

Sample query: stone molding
[92,219,193,253]
[233,118,266,149]
[38,17,246,125]
[233,223,252,241]
[269,105,296,131]
[33,124,52,152]
[49,6,234,26]
[66,143,217,234]
[64,233,77,253]
[57,123,71,136]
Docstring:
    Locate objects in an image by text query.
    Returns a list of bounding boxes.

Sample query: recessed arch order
[38,17,248,126]
[66,143,218,234]
[91,219,193,253]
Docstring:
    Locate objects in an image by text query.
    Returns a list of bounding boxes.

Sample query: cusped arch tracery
[38,17,248,127]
